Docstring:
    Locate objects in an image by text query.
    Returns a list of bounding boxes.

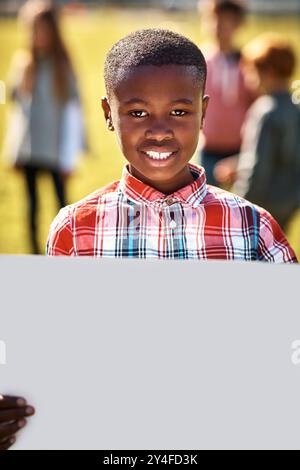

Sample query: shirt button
[165,197,176,206]
[169,220,177,229]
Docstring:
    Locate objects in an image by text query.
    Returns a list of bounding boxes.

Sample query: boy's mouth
[139,150,178,164]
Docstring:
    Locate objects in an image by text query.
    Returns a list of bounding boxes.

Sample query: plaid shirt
[46,163,297,262]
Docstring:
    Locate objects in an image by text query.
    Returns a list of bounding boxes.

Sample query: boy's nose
[145,122,174,140]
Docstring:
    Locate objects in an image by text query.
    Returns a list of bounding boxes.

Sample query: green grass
[0,7,299,255]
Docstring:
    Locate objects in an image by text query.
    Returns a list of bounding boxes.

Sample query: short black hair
[213,0,246,20]
[104,28,207,98]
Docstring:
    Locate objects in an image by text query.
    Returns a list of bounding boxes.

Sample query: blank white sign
[0,256,299,450]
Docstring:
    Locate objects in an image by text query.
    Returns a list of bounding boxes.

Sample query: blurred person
[198,0,254,186]
[2,0,85,254]
[219,34,300,233]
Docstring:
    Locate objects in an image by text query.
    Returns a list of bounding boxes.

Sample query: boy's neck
[128,165,195,195]
[265,80,290,95]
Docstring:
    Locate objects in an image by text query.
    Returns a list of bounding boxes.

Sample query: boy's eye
[170,109,188,116]
[129,110,148,118]
[129,109,188,118]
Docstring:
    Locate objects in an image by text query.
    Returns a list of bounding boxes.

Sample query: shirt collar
[118,163,207,208]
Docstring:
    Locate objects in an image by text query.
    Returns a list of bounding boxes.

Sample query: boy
[46,28,296,262]
[0,28,297,451]
[198,0,254,186]
[232,34,300,233]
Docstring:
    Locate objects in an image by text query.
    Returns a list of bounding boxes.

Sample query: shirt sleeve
[46,206,74,256]
[257,209,298,263]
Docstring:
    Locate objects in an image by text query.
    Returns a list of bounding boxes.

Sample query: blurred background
[0,0,299,255]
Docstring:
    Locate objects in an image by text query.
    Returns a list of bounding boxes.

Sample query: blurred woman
[4,0,85,254]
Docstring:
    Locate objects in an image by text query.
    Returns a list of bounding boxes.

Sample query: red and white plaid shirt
[46,163,297,262]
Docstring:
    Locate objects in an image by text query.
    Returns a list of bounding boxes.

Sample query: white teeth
[145,151,173,160]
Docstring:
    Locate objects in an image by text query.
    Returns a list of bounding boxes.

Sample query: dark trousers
[23,164,67,254]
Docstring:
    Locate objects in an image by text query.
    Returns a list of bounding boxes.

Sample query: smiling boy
[46,29,297,262]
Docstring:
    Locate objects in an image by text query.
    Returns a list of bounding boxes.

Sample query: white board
[0,256,300,450]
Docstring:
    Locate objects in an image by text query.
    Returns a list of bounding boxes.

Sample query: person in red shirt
[199,0,254,186]
[46,28,296,263]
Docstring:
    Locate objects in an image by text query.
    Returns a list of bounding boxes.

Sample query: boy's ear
[101,96,114,131]
[200,95,210,130]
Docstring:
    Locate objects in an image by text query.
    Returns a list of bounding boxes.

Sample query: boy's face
[242,63,277,95]
[102,64,209,193]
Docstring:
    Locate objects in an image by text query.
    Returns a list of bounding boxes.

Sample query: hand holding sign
[0,395,35,450]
